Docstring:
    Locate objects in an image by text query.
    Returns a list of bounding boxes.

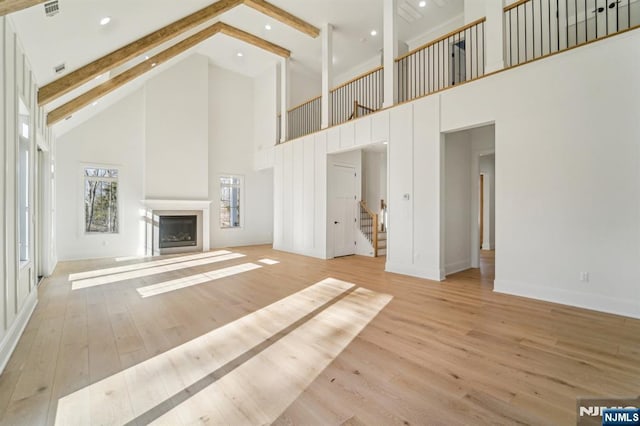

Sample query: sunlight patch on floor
[71,252,244,290]
[137,263,263,298]
[258,259,280,265]
[152,287,392,425]
[54,278,391,426]
[69,250,232,281]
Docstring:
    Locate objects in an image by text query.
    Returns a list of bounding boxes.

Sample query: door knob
[334,221,339,224]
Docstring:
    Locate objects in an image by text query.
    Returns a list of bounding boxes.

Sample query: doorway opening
[450,39,466,86]
[441,124,495,283]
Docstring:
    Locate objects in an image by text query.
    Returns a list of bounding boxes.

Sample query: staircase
[358,201,387,257]
[377,231,387,256]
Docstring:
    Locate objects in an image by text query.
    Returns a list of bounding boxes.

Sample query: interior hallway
[0,246,638,425]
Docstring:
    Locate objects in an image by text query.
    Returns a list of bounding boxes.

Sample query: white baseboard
[481,243,493,251]
[385,261,443,282]
[445,259,472,276]
[0,290,38,373]
[494,279,640,320]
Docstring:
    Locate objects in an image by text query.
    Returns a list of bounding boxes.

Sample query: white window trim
[79,163,122,236]
[219,174,244,230]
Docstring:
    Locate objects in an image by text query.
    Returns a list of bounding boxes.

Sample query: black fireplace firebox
[158,215,197,248]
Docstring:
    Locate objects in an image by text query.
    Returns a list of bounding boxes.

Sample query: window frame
[219,174,244,230]
[80,163,121,235]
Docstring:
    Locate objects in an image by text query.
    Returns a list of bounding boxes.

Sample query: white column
[321,23,333,129]
[383,0,398,108]
[280,57,289,143]
[485,0,506,73]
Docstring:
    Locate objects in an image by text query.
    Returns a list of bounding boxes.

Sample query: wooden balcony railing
[276,8,638,144]
[396,17,486,104]
[359,201,379,257]
[331,66,384,126]
[504,0,639,67]
[287,96,321,141]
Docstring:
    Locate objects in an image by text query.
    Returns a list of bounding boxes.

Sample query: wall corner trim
[0,290,38,374]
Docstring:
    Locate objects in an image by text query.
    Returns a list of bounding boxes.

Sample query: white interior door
[331,165,356,258]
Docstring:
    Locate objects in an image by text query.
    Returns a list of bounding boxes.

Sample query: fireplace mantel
[142,200,212,254]
[142,199,212,210]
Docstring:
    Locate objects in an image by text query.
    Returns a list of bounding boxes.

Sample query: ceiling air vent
[54,63,66,74]
[44,1,59,17]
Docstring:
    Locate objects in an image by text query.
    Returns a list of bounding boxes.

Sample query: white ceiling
[9,0,463,134]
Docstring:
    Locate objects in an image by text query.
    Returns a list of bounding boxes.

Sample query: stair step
[377,248,387,256]
[377,240,387,249]
[377,232,387,241]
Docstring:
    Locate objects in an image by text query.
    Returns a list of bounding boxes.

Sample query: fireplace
[159,215,197,249]
[143,200,211,256]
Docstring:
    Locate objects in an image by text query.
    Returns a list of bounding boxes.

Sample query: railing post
[383,0,398,108]
[373,213,379,257]
[485,0,506,73]
[321,23,333,129]
[279,57,289,143]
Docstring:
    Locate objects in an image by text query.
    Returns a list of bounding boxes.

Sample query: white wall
[1,17,55,372]
[56,90,146,260]
[290,67,321,109]
[464,0,487,23]
[276,29,640,319]
[406,14,465,51]
[145,54,209,200]
[209,65,273,248]
[56,57,275,260]
[362,149,388,211]
[480,154,495,250]
[253,66,277,170]
[444,131,472,275]
[273,109,390,259]
[443,30,640,318]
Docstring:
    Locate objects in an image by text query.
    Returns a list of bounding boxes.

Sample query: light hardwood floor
[0,247,638,425]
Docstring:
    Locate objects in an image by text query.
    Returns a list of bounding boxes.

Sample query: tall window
[18,101,30,263]
[219,176,241,228]
[84,167,119,233]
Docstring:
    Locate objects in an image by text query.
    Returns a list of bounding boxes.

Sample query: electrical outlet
[580,272,589,282]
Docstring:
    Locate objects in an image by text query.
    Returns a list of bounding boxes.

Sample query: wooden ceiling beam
[218,22,290,57]
[39,0,317,106]
[47,22,224,125]
[243,0,319,38]
[47,22,290,125]
[0,0,46,16]
[38,0,242,106]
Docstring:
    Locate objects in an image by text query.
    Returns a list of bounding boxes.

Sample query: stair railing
[359,201,379,257]
[349,101,377,120]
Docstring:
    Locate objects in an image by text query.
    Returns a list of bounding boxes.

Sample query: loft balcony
[277,0,639,144]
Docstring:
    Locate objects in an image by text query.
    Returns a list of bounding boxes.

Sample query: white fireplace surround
[143,200,212,255]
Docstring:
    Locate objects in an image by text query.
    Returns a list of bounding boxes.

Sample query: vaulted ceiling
[8,0,463,134]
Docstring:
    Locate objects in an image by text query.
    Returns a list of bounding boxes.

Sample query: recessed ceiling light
[265,24,272,30]
[370,30,377,36]
[144,55,149,60]
[92,101,98,106]
[237,52,244,57]
[99,16,111,26]
[151,62,157,67]
[419,1,427,7]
